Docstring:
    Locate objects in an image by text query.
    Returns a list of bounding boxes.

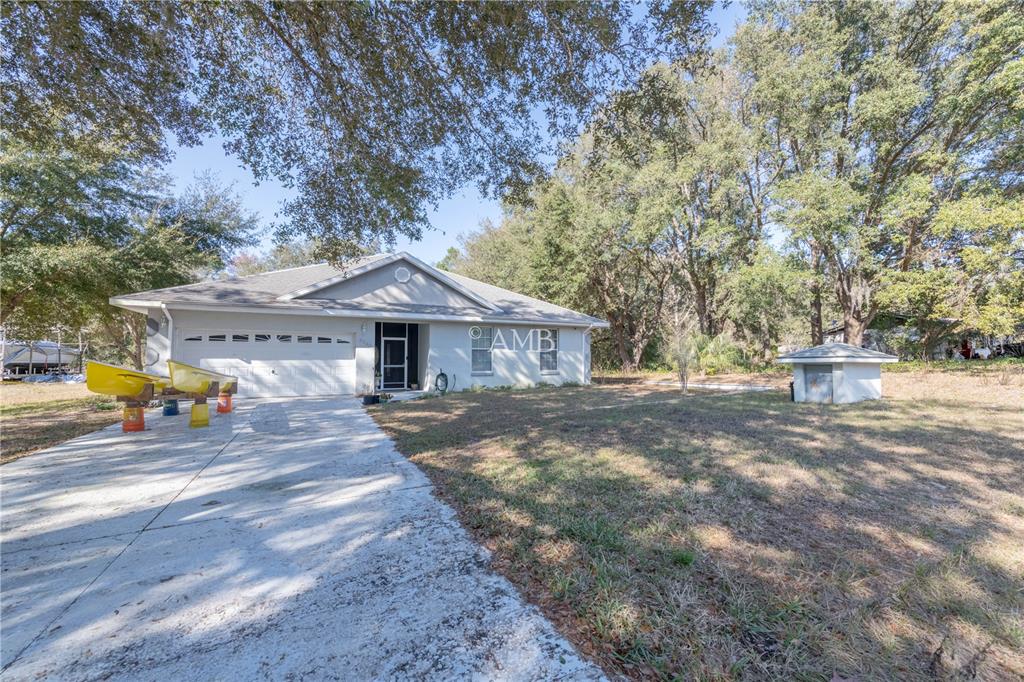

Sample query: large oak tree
[736,0,1024,344]
[3,1,714,260]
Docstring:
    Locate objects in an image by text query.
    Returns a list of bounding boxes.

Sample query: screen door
[380,337,407,389]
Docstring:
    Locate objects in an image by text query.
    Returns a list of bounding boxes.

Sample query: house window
[471,326,493,374]
[317,336,331,344]
[254,334,271,343]
[208,334,226,343]
[297,335,312,344]
[540,329,558,373]
[184,335,202,343]
[335,338,350,345]
[277,335,292,343]
[232,334,250,343]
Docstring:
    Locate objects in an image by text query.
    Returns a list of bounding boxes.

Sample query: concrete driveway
[1,398,601,681]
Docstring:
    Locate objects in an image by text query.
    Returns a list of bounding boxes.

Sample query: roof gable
[279,253,500,312]
[296,257,489,311]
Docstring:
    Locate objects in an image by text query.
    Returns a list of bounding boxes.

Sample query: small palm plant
[670,311,741,394]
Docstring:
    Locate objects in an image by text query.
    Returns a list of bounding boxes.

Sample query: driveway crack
[1,430,241,672]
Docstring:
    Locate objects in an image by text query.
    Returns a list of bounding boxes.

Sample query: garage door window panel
[177,328,357,398]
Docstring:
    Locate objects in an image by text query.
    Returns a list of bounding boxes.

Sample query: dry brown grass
[1,383,119,464]
[0,380,94,405]
[372,373,1024,680]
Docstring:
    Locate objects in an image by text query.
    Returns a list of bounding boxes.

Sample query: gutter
[109,298,611,329]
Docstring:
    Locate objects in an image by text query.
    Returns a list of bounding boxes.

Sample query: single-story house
[110,252,608,397]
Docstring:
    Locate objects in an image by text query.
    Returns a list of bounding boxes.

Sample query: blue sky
[164,1,747,265]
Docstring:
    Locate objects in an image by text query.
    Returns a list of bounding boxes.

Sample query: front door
[380,337,407,389]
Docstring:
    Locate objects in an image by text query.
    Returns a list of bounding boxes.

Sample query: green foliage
[738,0,1024,343]
[1,134,259,366]
[690,333,743,376]
[669,549,696,567]
[161,172,260,273]
[726,248,807,362]
[3,1,714,258]
[875,269,965,359]
[434,247,461,273]
[232,240,320,277]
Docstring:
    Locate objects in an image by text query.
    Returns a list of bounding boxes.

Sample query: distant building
[824,313,1023,360]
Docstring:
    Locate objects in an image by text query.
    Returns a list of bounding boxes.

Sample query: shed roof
[776,343,899,364]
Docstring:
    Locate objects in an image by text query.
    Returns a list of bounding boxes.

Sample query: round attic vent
[394,266,411,283]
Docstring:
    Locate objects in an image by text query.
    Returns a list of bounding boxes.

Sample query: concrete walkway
[1,398,602,681]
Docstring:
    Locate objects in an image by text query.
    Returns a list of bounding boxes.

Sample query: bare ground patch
[371,375,1024,680]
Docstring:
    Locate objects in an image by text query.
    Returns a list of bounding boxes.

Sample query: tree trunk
[843,314,870,347]
[127,315,145,370]
[809,246,824,345]
[610,316,637,372]
[835,267,875,347]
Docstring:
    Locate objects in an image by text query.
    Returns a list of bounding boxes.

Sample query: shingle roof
[442,271,606,325]
[112,252,607,327]
[777,343,899,363]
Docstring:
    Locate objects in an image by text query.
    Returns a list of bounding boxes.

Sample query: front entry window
[472,326,493,374]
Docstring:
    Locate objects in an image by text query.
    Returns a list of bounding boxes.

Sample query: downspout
[583,323,597,384]
[161,303,175,362]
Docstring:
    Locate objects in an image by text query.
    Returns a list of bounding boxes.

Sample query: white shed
[777,343,898,404]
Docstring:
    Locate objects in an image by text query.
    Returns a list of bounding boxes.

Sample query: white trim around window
[471,326,493,374]
[540,328,558,374]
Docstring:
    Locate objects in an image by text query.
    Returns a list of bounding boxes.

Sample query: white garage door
[177,329,357,397]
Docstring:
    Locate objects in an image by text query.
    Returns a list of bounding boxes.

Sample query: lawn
[1,382,120,464]
[371,373,1024,680]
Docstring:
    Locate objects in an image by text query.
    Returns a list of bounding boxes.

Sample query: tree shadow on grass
[376,388,1024,680]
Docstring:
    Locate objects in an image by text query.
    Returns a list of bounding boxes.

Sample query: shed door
[804,364,833,403]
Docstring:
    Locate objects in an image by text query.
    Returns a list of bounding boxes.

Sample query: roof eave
[777,356,899,364]
[109,297,159,313]
[108,297,604,327]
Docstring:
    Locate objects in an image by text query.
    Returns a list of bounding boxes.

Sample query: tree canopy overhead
[2,0,714,261]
